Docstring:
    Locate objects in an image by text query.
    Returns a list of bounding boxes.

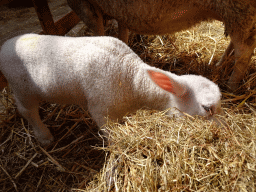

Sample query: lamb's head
[146,69,222,120]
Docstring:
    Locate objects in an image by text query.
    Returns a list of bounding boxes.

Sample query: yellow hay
[0,15,255,191]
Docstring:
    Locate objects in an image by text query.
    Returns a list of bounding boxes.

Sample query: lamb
[0,34,222,145]
[67,0,256,91]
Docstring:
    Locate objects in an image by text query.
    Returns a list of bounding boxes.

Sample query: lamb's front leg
[15,97,54,145]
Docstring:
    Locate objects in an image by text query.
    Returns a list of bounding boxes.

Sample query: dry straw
[0,20,256,191]
[87,108,256,191]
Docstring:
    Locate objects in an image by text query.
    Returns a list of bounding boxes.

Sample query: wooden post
[39,11,80,36]
[1,0,81,36]
[31,0,59,35]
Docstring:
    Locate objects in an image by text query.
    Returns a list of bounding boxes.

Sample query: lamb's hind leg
[67,0,104,36]
[228,32,256,91]
[15,96,54,145]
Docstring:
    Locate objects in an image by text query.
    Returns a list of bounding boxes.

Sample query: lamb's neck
[132,65,171,112]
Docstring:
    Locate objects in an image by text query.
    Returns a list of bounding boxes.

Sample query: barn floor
[0,1,255,191]
[0,0,87,42]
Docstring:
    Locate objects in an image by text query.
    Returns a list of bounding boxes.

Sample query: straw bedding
[0,20,255,191]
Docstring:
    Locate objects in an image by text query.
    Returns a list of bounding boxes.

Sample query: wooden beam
[1,0,81,36]
[31,0,58,35]
[54,11,80,36]
[40,11,80,36]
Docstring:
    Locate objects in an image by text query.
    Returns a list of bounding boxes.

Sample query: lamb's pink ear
[147,70,187,96]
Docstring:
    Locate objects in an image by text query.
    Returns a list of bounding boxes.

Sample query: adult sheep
[67,0,256,91]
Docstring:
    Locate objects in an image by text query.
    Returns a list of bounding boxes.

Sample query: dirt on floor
[0,0,85,44]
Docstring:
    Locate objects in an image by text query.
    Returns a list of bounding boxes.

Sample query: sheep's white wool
[0,34,222,145]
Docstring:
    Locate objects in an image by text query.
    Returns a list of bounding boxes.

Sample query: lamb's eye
[202,105,211,112]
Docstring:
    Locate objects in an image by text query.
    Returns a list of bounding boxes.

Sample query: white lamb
[0,34,222,145]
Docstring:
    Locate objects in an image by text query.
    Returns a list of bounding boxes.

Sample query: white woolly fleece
[0,34,222,145]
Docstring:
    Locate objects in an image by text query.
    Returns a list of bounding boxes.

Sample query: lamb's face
[146,69,222,120]
[177,75,222,118]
